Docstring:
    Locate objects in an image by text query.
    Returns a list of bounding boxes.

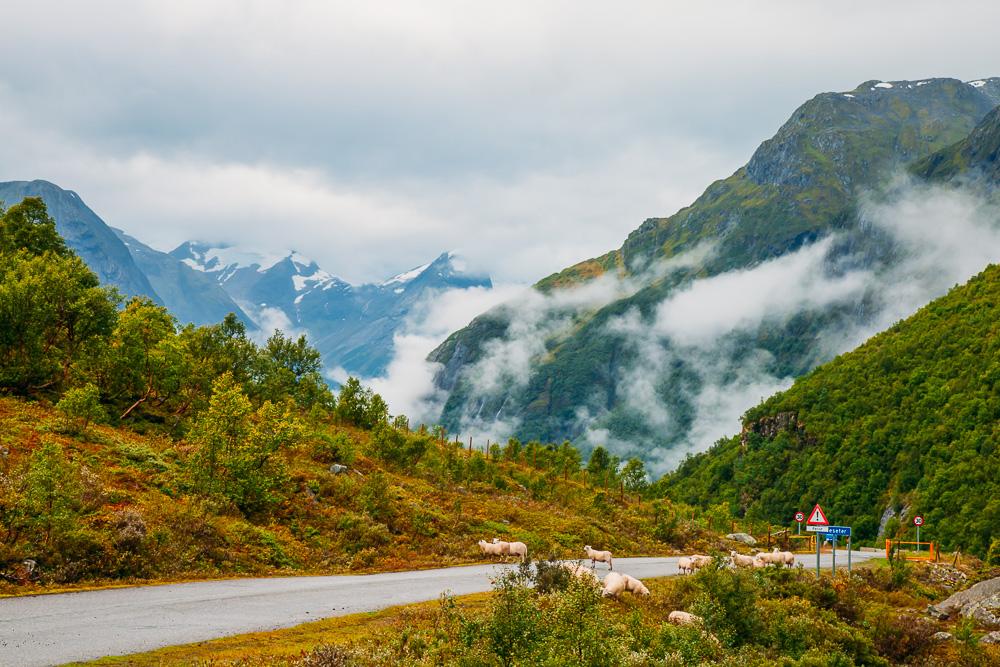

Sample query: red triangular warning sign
[806,503,829,525]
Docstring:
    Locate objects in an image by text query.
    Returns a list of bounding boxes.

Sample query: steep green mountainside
[664,263,1000,556]
[429,78,1000,465]
[912,104,1000,183]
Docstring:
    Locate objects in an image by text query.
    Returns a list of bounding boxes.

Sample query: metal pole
[848,536,852,573]
[815,531,821,579]
[797,522,801,535]
[917,525,920,548]
[832,537,836,575]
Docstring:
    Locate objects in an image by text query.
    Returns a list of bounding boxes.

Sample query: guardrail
[885,539,936,561]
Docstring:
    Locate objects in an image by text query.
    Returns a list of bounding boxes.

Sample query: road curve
[0,551,880,667]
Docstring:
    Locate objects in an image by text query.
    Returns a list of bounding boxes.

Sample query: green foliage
[667,265,1000,556]
[367,423,429,468]
[19,440,82,547]
[336,377,389,429]
[56,383,106,433]
[189,373,304,515]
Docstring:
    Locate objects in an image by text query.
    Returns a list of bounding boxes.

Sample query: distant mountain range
[428,76,1000,468]
[171,242,490,377]
[0,180,490,379]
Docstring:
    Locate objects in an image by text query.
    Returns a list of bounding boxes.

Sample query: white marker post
[914,515,924,552]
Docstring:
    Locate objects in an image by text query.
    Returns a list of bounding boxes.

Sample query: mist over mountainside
[427,77,1000,473]
[172,242,492,379]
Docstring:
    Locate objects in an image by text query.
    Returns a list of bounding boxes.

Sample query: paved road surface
[0,551,880,666]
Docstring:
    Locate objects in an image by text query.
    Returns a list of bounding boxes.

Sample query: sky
[1,1,998,285]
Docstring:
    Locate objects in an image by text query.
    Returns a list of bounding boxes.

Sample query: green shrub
[56,384,106,434]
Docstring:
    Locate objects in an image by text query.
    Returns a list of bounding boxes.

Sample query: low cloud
[424,178,1000,475]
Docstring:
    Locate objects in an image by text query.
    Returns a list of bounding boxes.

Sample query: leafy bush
[56,384,106,434]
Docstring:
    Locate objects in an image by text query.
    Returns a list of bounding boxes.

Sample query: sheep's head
[492,537,501,543]
[584,545,591,551]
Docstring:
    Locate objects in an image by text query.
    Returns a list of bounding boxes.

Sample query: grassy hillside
[665,264,1000,557]
[430,78,1000,458]
[0,394,699,592]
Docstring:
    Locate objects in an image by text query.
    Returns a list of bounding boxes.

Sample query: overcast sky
[1,1,998,284]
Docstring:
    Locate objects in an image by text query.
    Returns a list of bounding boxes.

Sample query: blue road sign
[823,525,851,537]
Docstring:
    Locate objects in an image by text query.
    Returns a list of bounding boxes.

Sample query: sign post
[806,504,829,578]
[794,511,805,535]
[831,535,836,574]
[848,535,852,573]
[913,515,924,548]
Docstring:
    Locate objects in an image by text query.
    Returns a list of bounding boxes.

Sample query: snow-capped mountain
[171,243,491,378]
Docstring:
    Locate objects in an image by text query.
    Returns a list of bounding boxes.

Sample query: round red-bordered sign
[913,515,924,526]
[794,512,805,523]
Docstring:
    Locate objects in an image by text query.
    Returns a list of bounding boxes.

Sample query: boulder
[932,576,1000,627]
[329,464,348,474]
[726,533,757,546]
[926,604,950,620]
[931,631,953,642]
[981,631,1000,645]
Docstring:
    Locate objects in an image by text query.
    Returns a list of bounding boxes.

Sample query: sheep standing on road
[730,551,755,568]
[601,571,650,598]
[477,539,504,560]
[492,538,528,562]
[678,557,693,574]
[583,545,613,570]
[772,548,795,568]
[688,554,712,572]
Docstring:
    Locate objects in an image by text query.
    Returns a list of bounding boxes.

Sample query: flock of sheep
[477,538,798,625]
[679,548,796,574]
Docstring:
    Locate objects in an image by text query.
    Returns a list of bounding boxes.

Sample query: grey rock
[329,464,348,474]
[927,604,950,620]
[726,533,757,546]
[934,576,1000,627]
[981,630,1000,645]
[931,631,953,641]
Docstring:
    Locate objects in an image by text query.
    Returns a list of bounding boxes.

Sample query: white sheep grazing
[667,610,702,627]
[478,539,503,559]
[751,555,768,568]
[583,545,613,570]
[754,550,780,566]
[730,551,756,568]
[622,574,650,596]
[601,571,626,598]
[677,557,693,574]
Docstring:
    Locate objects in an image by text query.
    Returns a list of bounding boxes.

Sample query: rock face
[981,630,1000,645]
[931,631,953,642]
[726,533,757,546]
[931,576,1000,627]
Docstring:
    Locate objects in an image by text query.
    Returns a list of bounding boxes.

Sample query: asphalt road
[0,551,880,667]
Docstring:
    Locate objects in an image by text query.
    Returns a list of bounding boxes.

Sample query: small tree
[56,383,106,434]
[621,458,648,493]
[20,440,81,546]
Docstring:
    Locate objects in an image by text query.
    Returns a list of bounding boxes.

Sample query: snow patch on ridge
[382,261,432,286]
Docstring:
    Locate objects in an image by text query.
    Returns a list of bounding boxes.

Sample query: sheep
[751,555,769,568]
[677,557,693,574]
[622,574,650,596]
[772,547,795,567]
[477,539,504,559]
[688,554,712,572]
[730,550,756,568]
[562,562,600,584]
[753,550,781,566]
[583,545,613,570]
[508,541,528,562]
[602,571,651,598]
[492,538,528,562]
[667,610,702,627]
